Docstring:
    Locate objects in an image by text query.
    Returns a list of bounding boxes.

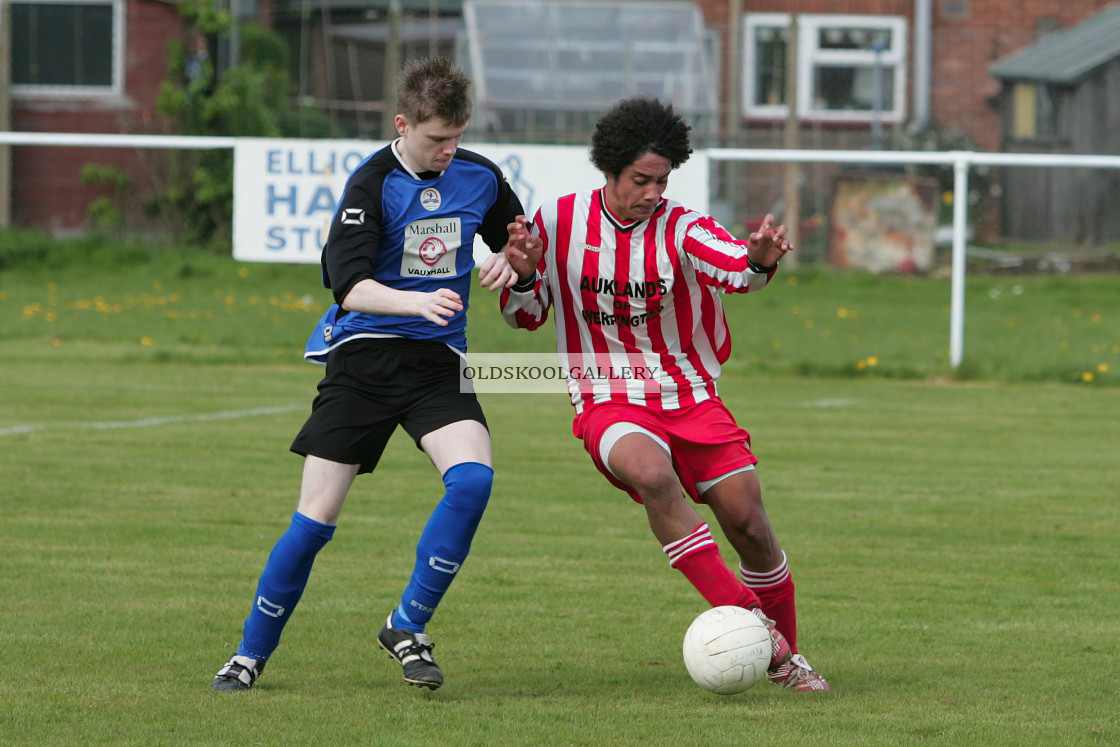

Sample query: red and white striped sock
[740,550,798,652]
[664,524,760,609]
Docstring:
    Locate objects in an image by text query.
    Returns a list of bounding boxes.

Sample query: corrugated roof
[273,0,464,13]
[989,4,1120,84]
[272,0,682,13]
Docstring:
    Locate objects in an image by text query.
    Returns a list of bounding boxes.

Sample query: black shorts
[290,337,487,474]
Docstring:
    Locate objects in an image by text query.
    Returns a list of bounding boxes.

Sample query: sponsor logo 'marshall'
[407,220,459,236]
[400,216,462,278]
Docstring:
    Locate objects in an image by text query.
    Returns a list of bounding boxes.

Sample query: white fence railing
[4,131,1120,369]
[709,148,1120,368]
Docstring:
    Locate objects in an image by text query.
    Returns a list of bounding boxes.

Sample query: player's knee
[442,462,493,513]
[626,465,679,504]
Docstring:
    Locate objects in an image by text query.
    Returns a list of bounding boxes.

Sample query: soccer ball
[682,606,771,695]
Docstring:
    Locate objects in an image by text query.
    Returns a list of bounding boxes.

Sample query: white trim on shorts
[598,422,754,495]
[598,422,669,480]
[694,465,755,495]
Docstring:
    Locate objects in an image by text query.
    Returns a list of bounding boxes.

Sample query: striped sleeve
[500,210,552,331]
[681,215,774,294]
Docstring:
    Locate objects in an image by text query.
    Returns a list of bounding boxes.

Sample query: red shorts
[572,398,757,504]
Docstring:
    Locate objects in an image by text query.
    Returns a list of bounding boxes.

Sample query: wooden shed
[989,4,1120,246]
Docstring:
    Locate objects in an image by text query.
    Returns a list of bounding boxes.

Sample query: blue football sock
[391,462,493,633]
[237,511,335,661]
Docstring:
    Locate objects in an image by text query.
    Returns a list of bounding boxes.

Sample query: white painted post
[949,153,970,369]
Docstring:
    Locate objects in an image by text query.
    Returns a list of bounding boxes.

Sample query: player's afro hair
[590,97,692,177]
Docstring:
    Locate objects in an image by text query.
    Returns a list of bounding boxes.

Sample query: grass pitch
[0,248,1117,745]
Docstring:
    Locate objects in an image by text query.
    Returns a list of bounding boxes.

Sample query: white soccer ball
[682,605,771,695]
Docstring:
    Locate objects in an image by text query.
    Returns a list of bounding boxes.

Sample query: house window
[1012,82,1058,139]
[744,13,907,123]
[10,0,123,96]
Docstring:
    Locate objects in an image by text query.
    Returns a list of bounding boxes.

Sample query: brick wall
[10,0,182,233]
[694,0,1116,150]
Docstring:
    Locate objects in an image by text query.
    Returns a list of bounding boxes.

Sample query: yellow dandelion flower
[1098,363,1109,374]
[238,267,250,278]
[942,191,953,205]
[857,360,867,370]
[52,338,62,347]
[1090,313,1102,323]
[1081,371,1094,382]
[867,356,879,367]
[1072,309,1083,318]
[837,308,849,318]
[786,276,799,285]
[804,319,814,328]
[224,295,236,305]
[140,337,152,346]
[791,305,801,314]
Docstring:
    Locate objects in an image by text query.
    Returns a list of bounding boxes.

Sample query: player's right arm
[499,212,551,330]
[341,280,463,327]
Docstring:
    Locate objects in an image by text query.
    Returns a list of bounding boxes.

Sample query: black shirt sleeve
[474,160,526,253]
[320,162,387,306]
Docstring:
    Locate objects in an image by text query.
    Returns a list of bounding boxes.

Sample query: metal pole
[782,15,800,253]
[381,0,401,140]
[725,0,741,143]
[913,0,932,129]
[871,41,884,149]
[949,153,970,369]
[0,0,12,227]
[229,0,241,69]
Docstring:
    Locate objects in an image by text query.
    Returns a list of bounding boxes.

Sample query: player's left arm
[746,213,795,269]
[477,171,528,291]
[682,211,794,294]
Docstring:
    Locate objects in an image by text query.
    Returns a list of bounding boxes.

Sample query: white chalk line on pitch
[0,404,306,437]
[802,398,859,408]
[1,400,857,437]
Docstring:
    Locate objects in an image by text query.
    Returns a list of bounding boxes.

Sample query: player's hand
[505,215,543,282]
[747,213,795,268]
[413,288,463,326]
[477,251,520,291]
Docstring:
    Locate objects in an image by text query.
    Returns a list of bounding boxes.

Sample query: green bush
[0,229,155,272]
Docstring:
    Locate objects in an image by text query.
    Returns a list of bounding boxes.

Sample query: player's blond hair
[397,57,472,127]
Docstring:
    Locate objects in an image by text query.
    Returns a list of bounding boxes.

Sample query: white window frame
[743,13,907,124]
[10,0,126,98]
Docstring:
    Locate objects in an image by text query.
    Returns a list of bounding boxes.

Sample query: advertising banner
[233,138,709,264]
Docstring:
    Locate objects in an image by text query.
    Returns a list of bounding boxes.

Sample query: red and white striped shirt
[500,189,777,413]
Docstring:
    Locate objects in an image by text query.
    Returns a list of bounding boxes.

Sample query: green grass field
[1,247,1118,745]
